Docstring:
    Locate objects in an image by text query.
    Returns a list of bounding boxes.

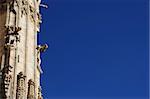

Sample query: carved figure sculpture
[36,44,48,68]
[0,0,46,98]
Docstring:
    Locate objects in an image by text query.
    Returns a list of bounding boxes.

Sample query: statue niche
[27,79,35,99]
[16,72,26,99]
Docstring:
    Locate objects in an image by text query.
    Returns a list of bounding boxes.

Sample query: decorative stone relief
[5,26,21,48]
[1,64,13,98]
[29,5,35,23]
[28,4,42,30]
[21,0,28,17]
[16,72,26,99]
[27,79,35,99]
[36,12,42,29]
[9,0,17,14]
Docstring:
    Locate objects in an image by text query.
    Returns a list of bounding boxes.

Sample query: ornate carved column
[1,26,21,99]
[16,72,26,99]
[1,64,13,99]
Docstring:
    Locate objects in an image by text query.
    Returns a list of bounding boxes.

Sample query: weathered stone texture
[0,0,45,99]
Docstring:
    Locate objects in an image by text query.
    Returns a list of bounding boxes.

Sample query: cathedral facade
[0,0,47,99]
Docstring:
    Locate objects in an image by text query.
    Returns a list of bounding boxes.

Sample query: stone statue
[36,44,48,68]
[0,0,46,98]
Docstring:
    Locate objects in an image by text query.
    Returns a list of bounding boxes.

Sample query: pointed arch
[16,72,26,99]
[27,79,35,99]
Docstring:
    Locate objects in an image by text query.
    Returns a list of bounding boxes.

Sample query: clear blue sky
[38,0,149,99]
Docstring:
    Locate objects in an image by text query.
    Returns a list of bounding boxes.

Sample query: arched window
[27,79,35,99]
[16,72,26,99]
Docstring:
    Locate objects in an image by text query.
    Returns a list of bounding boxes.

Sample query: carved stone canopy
[2,65,13,74]
[28,79,35,86]
[6,26,21,34]
[17,72,26,80]
[4,26,21,48]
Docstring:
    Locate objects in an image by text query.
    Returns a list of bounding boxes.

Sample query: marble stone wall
[0,0,44,99]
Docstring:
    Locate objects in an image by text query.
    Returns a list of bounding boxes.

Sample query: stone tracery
[0,0,46,98]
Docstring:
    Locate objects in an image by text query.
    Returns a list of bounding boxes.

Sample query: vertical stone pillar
[0,0,47,98]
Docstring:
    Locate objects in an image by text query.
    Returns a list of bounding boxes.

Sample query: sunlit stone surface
[0,0,46,99]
